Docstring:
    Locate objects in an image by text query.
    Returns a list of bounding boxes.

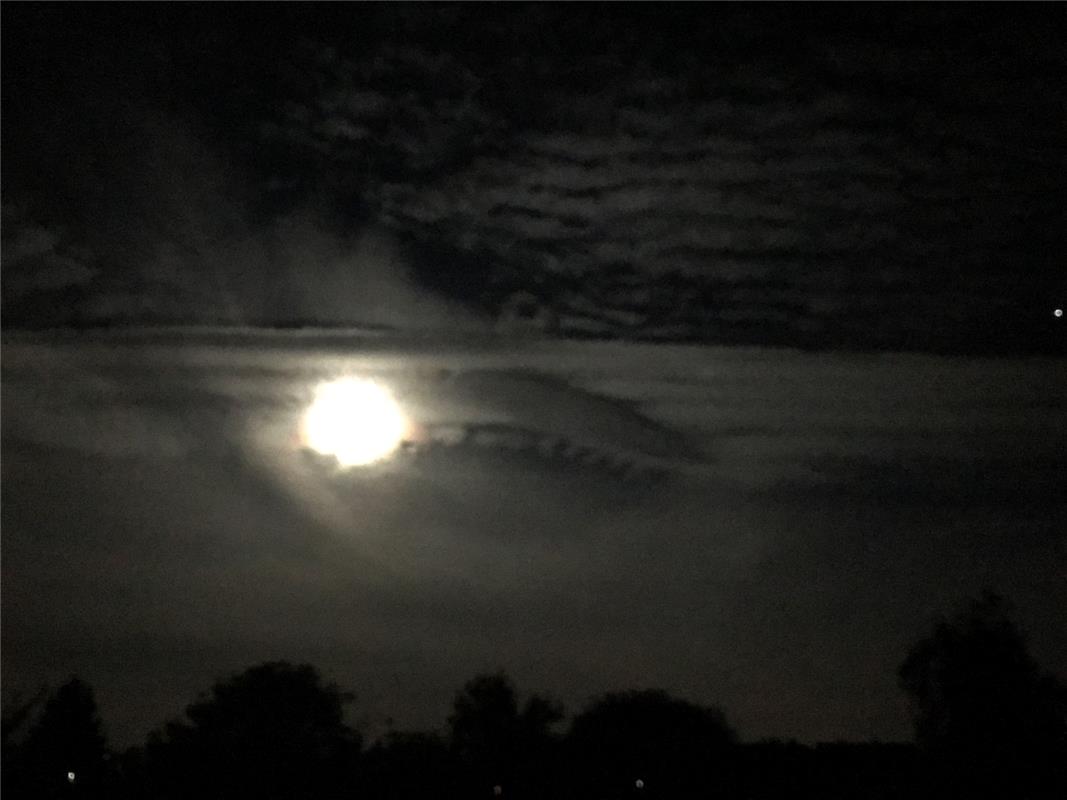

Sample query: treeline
[3,592,1064,799]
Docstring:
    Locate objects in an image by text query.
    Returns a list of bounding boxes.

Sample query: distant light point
[635,779,645,789]
[67,772,76,783]
[1056,308,1063,318]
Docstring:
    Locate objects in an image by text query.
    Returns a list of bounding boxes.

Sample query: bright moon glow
[302,377,408,467]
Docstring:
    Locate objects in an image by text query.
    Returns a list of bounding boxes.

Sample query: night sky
[2,3,1066,748]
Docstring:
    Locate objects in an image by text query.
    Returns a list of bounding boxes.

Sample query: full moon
[301,377,409,467]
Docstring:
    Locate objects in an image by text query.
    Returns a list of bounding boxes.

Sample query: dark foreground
[4,593,1065,800]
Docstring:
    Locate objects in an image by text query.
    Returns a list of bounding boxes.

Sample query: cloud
[10,112,487,331]
[1,205,99,300]
[4,5,1064,352]
[257,218,485,331]
[257,11,1065,352]
[3,53,485,333]
[4,335,1066,746]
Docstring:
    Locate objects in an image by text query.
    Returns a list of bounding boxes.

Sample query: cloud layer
[3,333,1065,745]
[3,4,1065,353]
[263,6,1066,352]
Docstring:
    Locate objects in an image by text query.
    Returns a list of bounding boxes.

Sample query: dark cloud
[256,5,1067,353]
[3,4,1064,352]
[1,205,99,323]
[3,334,1065,746]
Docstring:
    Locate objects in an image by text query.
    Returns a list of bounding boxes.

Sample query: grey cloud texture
[81,212,483,332]
[4,87,482,330]
[4,5,1063,351]
[258,7,1065,352]
[1,205,98,299]
[3,333,1065,746]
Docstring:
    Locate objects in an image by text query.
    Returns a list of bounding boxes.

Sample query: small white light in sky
[302,377,409,467]
[635,779,645,789]
[67,772,76,783]
[1056,308,1063,318]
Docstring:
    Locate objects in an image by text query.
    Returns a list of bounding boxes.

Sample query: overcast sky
[3,4,1065,352]
[2,4,1066,749]
[3,332,1065,746]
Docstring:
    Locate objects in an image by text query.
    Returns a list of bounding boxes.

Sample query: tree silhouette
[143,661,361,800]
[447,672,564,800]
[899,591,1067,799]
[2,677,110,798]
[567,689,738,800]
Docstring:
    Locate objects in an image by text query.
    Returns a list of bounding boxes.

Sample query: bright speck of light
[67,772,76,783]
[1056,308,1063,318]
[302,377,408,467]
[635,779,645,789]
